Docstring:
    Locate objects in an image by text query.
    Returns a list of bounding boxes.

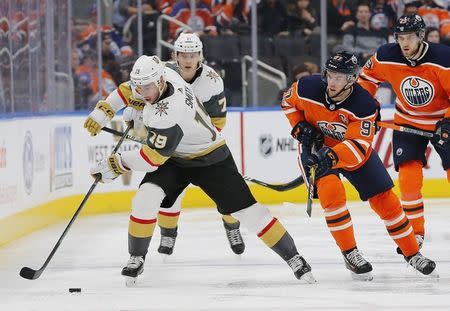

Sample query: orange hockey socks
[399,161,424,236]
[369,190,419,257]
[317,175,356,252]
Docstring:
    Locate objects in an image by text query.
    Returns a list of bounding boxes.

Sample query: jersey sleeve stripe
[140,148,164,166]
[283,107,298,114]
[117,87,128,105]
[342,140,363,163]
[359,73,382,85]
[349,139,367,156]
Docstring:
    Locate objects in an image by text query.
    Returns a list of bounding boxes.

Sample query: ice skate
[406,252,438,277]
[223,219,245,255]
[342,248,373,281]
[121,255,145,287]
[397,234,424,255]
[287,254,316,284]
[158,227,178,257]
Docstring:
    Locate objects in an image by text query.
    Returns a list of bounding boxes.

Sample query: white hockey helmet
[174,33,203,53]
[130,55,165,101]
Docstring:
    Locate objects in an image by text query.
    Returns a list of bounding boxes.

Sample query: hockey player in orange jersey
[282,51,438,280]
[359,14,450,252]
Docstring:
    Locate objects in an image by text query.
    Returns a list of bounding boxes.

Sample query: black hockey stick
[242,175,304,191]
[19,124,133,280]
[102,126,146,145]
[103,127,307,192]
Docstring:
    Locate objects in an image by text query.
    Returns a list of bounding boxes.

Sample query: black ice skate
[397,234,424,255]
[287,254,316,283]
[406,252,438,277]
[121,255,145,287]
[223,219,245,255]
[158,227,178,256]
[342,248,373,281]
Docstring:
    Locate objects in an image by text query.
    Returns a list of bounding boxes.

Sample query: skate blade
[160,253,170,263]
[298,271,317,284]
[125,276,138,287]
[350,271,373,281]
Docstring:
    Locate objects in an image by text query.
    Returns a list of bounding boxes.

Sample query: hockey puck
[69,288,81,293]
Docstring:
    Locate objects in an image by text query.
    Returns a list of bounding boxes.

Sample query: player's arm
[434,67,450,145]
[331,113,376,169]
[84,82,130,136]
[358,53,387,97]
[281,82,306,127]
[90,123,184,183]
[203,78,227,131]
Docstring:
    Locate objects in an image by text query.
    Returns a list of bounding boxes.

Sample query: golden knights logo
[155,101,169,116]
[400,76,434,107]
[317,121,347,141]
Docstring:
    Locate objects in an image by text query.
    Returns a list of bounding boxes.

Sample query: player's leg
[221,214,245,255]
[344,152,437,276]
[393,130,429,243]
[316,173,372,280]
[123,162,189,284]
[192,153,315,282]
[157,192,184,256]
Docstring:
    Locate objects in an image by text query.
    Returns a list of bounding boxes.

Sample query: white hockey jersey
[103,66,227,171]
[165,62,227,131]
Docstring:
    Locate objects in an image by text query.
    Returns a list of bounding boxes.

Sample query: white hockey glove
[90,153,130,183]
[84,100,115,136]
[123,106,144,131]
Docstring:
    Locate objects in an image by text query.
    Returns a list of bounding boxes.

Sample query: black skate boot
[121,255,145,287]
[286,254,316,283]
[397,234,424,255]
[223,219,245,255]
[342,248,373,281]
[158,227,178,256]
[405,252,438,277]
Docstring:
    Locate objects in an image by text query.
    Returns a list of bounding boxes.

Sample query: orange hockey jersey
[359,42,450,131]
[282,75,378,170]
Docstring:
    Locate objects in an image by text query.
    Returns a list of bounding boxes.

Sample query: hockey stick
[306,165,316,218]
[102,126,146,145]
[242,175,304,191]
[103,127,307,192]
[19,124,133,280]
[377,121,435,139]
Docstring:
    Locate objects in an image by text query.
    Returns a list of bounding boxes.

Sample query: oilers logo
[317,121,347,141]
[400,76,434,107]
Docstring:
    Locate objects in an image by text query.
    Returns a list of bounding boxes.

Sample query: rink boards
[0,108,448,245]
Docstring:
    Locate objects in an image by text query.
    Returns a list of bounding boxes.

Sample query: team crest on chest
[206,70,220,82]
[155,101,169,116]
[317,121,347,141]
[400,76,434,107]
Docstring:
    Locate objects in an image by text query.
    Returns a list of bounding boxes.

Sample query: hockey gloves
[84,100,115,136]
[291,121,323,149]
[90,154,129,183]
[123,106,144,131]
[432,118,450,148]
[305,147,338,179]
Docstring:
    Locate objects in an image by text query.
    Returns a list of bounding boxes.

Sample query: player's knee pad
[368,189,402,220]
[231,203,273,233]
[398,160,423,193]
[317,174,346,210]
[132,183,165,220]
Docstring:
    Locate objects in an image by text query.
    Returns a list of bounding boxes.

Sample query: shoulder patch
[205,69,220,83]
[155,101,169,116]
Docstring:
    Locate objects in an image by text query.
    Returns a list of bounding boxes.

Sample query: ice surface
[1,199,450,310]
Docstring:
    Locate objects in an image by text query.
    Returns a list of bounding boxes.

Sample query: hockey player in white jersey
[151,33,244,257]
[86,55,315,285]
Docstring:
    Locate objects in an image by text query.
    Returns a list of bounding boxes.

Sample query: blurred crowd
[72,0,450,109]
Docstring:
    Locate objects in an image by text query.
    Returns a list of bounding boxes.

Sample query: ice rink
[1,199,450,311]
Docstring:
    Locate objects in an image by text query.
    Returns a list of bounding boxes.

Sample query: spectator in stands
[333,3,388,64]
[425,26,441,42]
[112,0,128,34]
[287,0,319,36]
[403,1,421,14]
[101,32,123,85]
[418,0,450,40]
[170,0,217,38]
[215,0,250,35]
[75,51,117,109]
[327,0,358,36]
[258,0,289,36]
[370,0,397,29]
[157,0,176,15]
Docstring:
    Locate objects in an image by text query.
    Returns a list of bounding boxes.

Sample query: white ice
[1,199,450,311]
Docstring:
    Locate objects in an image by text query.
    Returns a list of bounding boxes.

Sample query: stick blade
[20,267,41,280]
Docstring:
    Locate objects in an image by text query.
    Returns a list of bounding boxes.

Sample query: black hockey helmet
[323,51,360,81]
[394,14,426,39]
